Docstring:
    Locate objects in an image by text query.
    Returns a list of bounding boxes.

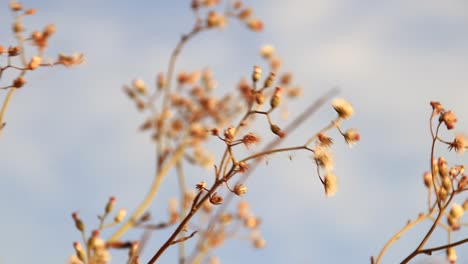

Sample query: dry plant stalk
[68,1,358,264]
[0,1,84,141]
[372,101,468,264]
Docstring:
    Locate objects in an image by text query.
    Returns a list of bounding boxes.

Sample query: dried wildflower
[89,238,111,264]
[438,157,449,178]
[245,217,260,229]
[458,175,468,190]
[57,53,85,67]
[255,91,265,105]
[0,45,5,55]
[242,133,260,148]
[423,172,432,188]
[343,128,360,147]
[263,71,276,88]
[317,133,333,147]
[313,147,334,170]
[13,76,26,88]
[238,7,253,20]
[450,203,464,219]
[280,72,292,86]
[132,79,147,94]
[8,46,21,56]
[224,126,236,141]
[105,196,116,214]
[44,24,56,37]
[247,18,264,32]
[72,212,85,232]
[196,181,207,191]
[206,11,226,28]
[447,247,457,264]
[73,242,86,262]
[114,208,126,223]
[9,1,22,11]
[442,176,452,191]
[13,22,23,33]
[253,238,266,249]
[430,101,444,114]
[270,124,285,138]
[210,192,223,205]
[260,45,274,59]
[324,173,338,197]
[237,161,249,173]
[270,86,281,108]
[24,8,36,15]
[28,56,42,70]
[448,133,467,154]
[332,98,354,119]
[440,110,457,130]
[252,65,261,82]
[233,183,248,196]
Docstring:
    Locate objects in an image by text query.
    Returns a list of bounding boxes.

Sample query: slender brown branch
[419,237,468,255]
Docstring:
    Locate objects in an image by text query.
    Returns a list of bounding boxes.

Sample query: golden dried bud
[253,238,266,249]
[252,65,261,83]
[442,176,452,191]
[73,242,86,262]
[270,124,285,138]
[72,212,85,232]
[132,79,147,94]
[209,192,223,205]
[43,24,56,37]
[423,172,432,188]
[263,72,276,88]
[332,98,354,119]
[24,8,36,15]
[255,92,265,105]
[157,72,166,90]
[13,22,23,33]
[114,208,126,223]
[270,87,282,108]
[28,56,42,70]
[8,46,21,56]
[233,183,248,196]
[105,196,116,214]
[449,203,464,219]
[447,247,457,263]
[9,1,22,11]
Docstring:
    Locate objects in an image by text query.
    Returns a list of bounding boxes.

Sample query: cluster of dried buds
[69,197,136,264]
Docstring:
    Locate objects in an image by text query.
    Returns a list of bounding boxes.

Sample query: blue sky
[1,0,468,263]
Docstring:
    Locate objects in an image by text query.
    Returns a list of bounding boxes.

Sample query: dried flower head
[237,161,249,173]
[247,18,264,32]
[430,101,444,114]
[313,147,334,170]
[132,79,147,94]
[13,76,26,88]
[332,98,354,119]
[114,208,126,223]
[260,45,275,59]
[8,46,21,56]
[324,173,338,197]
[9,1,22,11]
[448,133,467,155]
[28,56,42,70]
[252,65,262,82]
[105,196,116,214]
[157,72,166,90]
[317,133,333,147]
[423,172,432,188]
[57,53,85,67]
[196,181,207,191]
[343,128,360,147]
[224,126,236,141]
[449,203,464,219]
[242,133,260,148]
[73,242,86,262]
[440,110,457,130]
[270,124,285,138]
[447,247,457,264]
[253,238,266,249]
[206,11,227,28]
[233,183,248,196]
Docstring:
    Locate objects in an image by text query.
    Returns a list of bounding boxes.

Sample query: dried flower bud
[263,71,276,88]
[233,183,248,196]
[44,24,56,37]
[270,124,285,138]
[442,176,452,191]
[440,111,457,130]
[438,187,448,201]
[260,45,275,59]
[313,147,334,170]
[270,56,282,71]
[270,87,282,108]
[224,126,236,141]
[423,172,432,188]
[88,230,100,249]
[73,242,86,262]
[219,213,232,225]
[255,92,265,105]
[447,247,457,264]
[206,11,226,28]
[0,45,5,55]
[132,79,146,94]
[450,203,464,219]
[430,101,444,114]
[317,133,333,147]
[9,1,22,11]
[157,72,166,90]
[28,56,42,70]
[244,217,260,229]
[13,76,26,88]
[24,8,36,15]
[13,22,23,33]
[8,46,21,56]
[343,128,360,147]
[114,208,126,223]
[196,181,206,191]
[202,0,220,7]
[209,192,223,205]
[253,238,266,249]
[237,161,249,173]
[105,196,116,214]
[438,157,448,178]
[72,212,85,232]
[324,173,338,197]
[57,53,85,67]
[332,98,354,119]
[458,175,468,190]
[238,8,253,20]
[247,18,264,32]
[252,65,261,83]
